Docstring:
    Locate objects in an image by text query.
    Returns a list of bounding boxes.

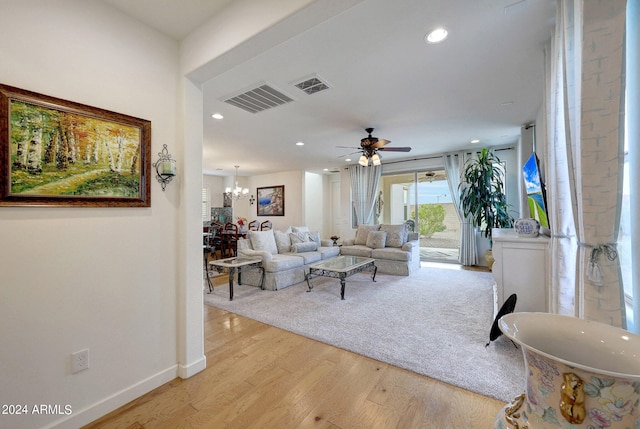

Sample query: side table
[208,257,264,300]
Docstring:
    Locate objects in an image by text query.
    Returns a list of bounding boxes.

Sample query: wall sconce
[153,144,175,191]
[249,194,255,206]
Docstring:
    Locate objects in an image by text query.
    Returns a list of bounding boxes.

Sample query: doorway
[378,170,460,263]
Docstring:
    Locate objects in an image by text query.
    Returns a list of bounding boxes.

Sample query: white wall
[304,172,324,233]
[245,170,303,230]
[204,171,305,230]
[0,1,184,428]
[203,174,225,209]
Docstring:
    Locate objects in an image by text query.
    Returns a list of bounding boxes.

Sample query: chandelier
[225,165,249,200]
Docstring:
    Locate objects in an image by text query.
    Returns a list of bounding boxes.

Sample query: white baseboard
[178,355,207,379]
[43,365,178,429]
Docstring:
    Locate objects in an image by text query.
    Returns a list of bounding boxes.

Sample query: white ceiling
[102,0,235,40]
[102,0,556,177]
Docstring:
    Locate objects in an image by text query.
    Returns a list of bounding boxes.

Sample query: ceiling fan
[338,128,412,166]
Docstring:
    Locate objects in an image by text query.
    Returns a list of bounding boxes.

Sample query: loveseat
[339,224,420,276]
[236,227,340,290]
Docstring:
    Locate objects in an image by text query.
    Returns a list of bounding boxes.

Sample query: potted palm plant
[459,148,513,268]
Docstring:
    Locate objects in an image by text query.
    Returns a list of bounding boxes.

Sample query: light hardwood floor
[84,264,505,429]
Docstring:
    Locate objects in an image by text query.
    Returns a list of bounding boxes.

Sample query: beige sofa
[339,224,420,276]
[236,227,340,290]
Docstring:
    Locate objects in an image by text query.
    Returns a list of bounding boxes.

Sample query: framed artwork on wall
[257,185,284,216]
[0,84,151,207]
[223,192,232,207]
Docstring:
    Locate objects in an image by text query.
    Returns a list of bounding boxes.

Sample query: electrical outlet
[71,349,89,374]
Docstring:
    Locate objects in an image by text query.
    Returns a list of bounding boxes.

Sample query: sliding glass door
[378,170,460,263]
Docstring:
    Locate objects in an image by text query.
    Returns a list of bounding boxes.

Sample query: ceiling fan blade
[378,147,412,152]
[337,151,361,158]
[372,139,391,148]
[336,146,361,149]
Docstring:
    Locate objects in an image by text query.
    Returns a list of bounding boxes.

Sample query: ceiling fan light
[372,153,381,166]
[358,155,369,166]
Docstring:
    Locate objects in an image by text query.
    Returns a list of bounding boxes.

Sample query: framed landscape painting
[257,185,284,216]
[0,84,151,207]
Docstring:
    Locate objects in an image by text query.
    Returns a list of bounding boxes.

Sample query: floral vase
[495,312,640,429]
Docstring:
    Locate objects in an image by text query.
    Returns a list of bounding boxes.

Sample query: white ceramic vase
[495,312,640,429]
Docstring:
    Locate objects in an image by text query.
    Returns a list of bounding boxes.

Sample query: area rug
[203,267,524,402]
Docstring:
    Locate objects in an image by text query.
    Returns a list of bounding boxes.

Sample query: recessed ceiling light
[500,101,514,107]
[296,142,304,146]
[471,139,480,144]
[323,168,329,171]
[425,27,448,44]
[211,113,224,119]
[345,158,352,162]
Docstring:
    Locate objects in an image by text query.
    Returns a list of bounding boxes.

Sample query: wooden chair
[248,220,259,231]
[208,222,223,259]
[221,222,238,258]
[203,223,213,268]
[260,220,272,231]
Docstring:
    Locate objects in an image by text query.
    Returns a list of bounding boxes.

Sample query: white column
[176,77,206,378]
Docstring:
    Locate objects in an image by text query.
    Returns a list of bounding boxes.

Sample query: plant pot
[485,249,495,270]
[494,313,640,429]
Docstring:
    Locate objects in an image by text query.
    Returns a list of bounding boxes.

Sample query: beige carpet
[203,266,524,402]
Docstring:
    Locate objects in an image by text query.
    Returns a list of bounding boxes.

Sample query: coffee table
[305,256,377,300]
[208,257,264,300]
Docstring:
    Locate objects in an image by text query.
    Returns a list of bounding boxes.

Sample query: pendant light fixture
[225,165,249,200]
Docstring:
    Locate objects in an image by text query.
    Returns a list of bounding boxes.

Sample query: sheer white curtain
[546,0,627,328]
[443,152,477,266]
[544,1,579,316]
[629,0,640,334]
[348,165,381,226]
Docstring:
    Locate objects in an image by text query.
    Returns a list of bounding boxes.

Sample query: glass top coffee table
[208,257,264,301]
[305,256,377,300]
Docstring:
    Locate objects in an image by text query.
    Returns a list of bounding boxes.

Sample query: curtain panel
[546,0,627,328]
[443,152,477,266]
[348,165,381,226]
[544,1,579,317]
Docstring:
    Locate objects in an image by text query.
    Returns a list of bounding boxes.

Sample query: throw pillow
[291,241,318,253]
[354,224,380,245]
[291,226,310,233]
[273,230,291,254]
[289,231,310,244]
[366,230,387,249]
[381,224,407,248]
[249,230,278,255]
[308,231,321,245]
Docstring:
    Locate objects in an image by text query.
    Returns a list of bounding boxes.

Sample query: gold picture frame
[0,84,151,207]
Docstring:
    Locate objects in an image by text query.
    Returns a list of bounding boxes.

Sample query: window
[620,100,632,327]
[378,170,460,263]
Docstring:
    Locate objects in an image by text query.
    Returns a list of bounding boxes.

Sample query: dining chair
[248,220,259,231]
[260,220,272,231]
[203,224,216,278]
[208,222,223,259]
[221,222,239,258]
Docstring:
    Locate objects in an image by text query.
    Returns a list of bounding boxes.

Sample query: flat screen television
[522,153,549,228]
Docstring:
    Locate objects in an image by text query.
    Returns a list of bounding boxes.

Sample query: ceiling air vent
[223,84,293,113]
[293,75,332,95]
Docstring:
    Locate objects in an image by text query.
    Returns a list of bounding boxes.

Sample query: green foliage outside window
[411,204,446,238]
